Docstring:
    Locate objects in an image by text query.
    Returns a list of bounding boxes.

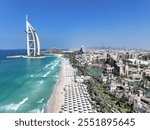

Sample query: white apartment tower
[26,15,40,57]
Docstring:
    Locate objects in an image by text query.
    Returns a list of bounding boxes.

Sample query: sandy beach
[47,54,66,112]
[47,54,94,113]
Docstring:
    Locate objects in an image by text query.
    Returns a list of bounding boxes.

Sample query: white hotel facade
[26,15,40,57]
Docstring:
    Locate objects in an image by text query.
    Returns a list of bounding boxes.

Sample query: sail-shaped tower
[26,15,40,57]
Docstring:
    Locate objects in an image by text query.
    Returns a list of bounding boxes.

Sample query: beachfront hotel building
[26,15,40,57]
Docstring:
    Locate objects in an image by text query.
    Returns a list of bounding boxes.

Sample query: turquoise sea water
[0,50,61,113]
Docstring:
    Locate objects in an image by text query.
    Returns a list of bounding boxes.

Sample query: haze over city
[0,0,150,49]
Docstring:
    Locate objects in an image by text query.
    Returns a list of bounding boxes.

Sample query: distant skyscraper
[79,45,84,54]
[26,15,40,57]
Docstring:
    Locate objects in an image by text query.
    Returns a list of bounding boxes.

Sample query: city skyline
[0,0,150,49]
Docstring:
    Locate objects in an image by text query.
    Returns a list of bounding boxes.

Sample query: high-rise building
[26,15,40,57]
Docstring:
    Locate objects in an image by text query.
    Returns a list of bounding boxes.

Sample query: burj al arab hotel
[26,15,40,57]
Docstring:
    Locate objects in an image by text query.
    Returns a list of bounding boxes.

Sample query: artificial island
[7,15,44,59]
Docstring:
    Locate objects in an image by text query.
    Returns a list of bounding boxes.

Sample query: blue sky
[0,0,150,49]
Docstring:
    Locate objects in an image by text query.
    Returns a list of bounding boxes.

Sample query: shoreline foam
[46,54,65,112]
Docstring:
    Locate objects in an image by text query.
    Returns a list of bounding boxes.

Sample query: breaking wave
[42,59,60,78]
[0,97,28,111]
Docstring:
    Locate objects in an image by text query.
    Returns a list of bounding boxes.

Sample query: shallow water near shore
[0,50,61,112]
